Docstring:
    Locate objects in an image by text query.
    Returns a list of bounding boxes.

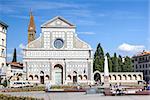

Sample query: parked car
[9,81,33,88]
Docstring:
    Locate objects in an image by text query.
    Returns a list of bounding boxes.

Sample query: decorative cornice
[41,16,75,28]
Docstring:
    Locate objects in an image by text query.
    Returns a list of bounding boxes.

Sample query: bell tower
[28,11,36,44]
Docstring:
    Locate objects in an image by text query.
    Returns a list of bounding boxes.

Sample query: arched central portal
[54,64,63,85]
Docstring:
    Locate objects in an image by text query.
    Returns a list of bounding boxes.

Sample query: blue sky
[0,0,149,62]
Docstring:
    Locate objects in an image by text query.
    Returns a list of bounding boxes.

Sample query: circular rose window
[54,38,64,49]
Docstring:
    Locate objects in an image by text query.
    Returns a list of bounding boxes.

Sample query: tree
[118,55,123,72]
[93,43,104,72]
[106,52,112,72]
[93,44,133,72]
[112,53,119,72]
[12,48,17,62]
[122,56,133,72]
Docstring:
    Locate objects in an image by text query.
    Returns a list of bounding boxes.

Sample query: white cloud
[18,43,25,58]
[117,43,145,53]
[78,32,95,35]
[7,53,13,58]
[19,50,24,56]
[7,50,23,59]
[19,43,26,49]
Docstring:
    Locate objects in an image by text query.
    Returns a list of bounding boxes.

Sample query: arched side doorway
[93,71,101,84]
[73,71,77,84]
[40,71,44,84]
[54,64,63,85]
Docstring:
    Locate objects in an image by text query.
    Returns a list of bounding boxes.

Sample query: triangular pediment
[41,16,75,28]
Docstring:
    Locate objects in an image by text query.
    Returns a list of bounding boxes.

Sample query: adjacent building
[132,51,150,82]
[0,21,8,83]
[6,62,26,81]
[0,21,8,69]
[23,14,93,85]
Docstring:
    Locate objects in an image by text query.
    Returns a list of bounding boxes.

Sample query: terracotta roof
[136,51,150,56]
[28,12,36,32]
[7,62,23,68]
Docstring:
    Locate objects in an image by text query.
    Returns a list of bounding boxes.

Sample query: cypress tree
[112,53,119,72]
[106,52,112,72]
[93,43,104,72]
[123,56,133,72]
[118,55,123,72]
[12,48,17,62]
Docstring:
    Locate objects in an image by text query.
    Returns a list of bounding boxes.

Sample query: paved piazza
[1,92,150,100]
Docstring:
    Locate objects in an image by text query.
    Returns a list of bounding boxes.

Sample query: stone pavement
[1,91,150,100]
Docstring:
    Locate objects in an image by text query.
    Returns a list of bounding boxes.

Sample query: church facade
[23,14,93,85]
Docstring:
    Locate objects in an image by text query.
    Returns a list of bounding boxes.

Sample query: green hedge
[2,85,78,92]
[0,94,44,100]
[2,86,45,92]
[51,85,77,89]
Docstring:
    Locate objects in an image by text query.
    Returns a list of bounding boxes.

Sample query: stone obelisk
[104,56,110,88]
[104,55,111,96]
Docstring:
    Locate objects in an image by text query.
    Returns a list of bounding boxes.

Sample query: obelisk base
[103,76,111,96]
[104,88,112,96]
[104,76,110,88]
